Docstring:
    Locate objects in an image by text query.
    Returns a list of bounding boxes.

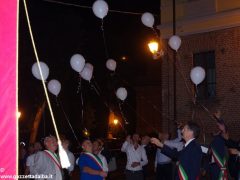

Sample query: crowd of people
[19,111,240,180]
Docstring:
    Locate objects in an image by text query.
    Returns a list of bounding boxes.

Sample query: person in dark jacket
[151,121,202,180]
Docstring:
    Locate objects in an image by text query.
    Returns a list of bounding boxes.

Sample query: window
[193,51,216,99]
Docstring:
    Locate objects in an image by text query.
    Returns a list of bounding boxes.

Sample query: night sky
[18,0,161,143]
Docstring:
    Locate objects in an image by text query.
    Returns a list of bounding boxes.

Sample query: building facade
[136,0,240,141]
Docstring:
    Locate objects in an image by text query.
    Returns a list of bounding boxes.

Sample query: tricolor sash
[178,163,188,180]
[211,148,228,180]
[44,150,62,170]
[82,152,103,171]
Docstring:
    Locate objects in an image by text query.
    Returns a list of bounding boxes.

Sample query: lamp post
[148,41,164,59]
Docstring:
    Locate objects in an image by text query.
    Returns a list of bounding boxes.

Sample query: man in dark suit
[209,110,228,180]
[151,121,202,180]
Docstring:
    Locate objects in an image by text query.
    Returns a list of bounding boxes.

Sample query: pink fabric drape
[0,0,18,177]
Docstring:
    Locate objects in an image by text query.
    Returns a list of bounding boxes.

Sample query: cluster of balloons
[31,62,62,96]
[190,66,206,86]
[70,54,93,82]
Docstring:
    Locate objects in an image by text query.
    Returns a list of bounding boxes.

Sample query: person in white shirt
[31,136,63,180]
[25,142,42,175]
[121,133,148,180]
[93,139,108,173]
[62,139,75,178]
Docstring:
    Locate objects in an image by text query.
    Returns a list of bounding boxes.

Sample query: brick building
[136,0,240,142]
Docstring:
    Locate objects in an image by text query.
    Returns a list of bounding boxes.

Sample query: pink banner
[0,0,18,178]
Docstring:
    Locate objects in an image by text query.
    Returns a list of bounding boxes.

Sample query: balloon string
[58,98,80,144]
[175,54,195,102]
[152,27,160,39]
[90,80,112,111]
[76,77,84,124]
[55,96,60,106]
[118,102,128,134]
[118,102,128,124]
[138,96,171,120]
[23,0,61,142]
[125,102,159,132]
[113,72,173,121]
[77,74,82,94]
[80,81,84,123]
[101,19,109,59]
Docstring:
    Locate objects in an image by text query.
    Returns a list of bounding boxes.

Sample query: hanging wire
[42,0,159,16]
[125,102,159,132]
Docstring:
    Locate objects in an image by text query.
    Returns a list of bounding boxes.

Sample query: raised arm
[151,138,179,159]
[121,135,132,152]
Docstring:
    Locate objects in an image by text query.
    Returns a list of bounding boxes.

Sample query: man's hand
[229,148,240,155]
[176,122,183,129]
[99,171,108,178]
[131,162,140,168]
[151,138,163,148]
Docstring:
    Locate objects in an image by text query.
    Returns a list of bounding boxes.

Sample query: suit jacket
[31,151,62,180]
[210,135,227,160]
[162,140,202,180]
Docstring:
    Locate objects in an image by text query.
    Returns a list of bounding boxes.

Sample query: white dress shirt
[26,153,36,174]
[154,149,171,168]
[184,138,195,147]
[121,141,148,171]
[164,129,184,151]
[98,153,108,172]
[66,150,75,173]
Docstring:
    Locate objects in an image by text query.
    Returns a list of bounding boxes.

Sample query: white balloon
[141,12,154,28]
[116,87,127,101]
[85,63,94,70]
[80,65,93,81]
[31,62,49,81]
[48,79,61,96]
[70,54,86,73]
[168,35,182,51]
[106,59,117,71]
[190,66,206,85]
[92,0,108,19]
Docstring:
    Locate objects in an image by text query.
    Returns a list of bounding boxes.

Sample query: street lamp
[113,119,119,125]
[17,111,21,119]
[148,41,164,60]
